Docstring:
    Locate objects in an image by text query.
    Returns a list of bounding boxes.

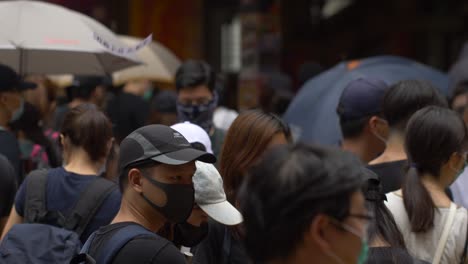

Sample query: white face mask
[372,118,388,145]
[372,130,387,145]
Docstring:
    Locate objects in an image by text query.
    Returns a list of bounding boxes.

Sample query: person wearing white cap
[171,122,213,154]
[170,122,242,254]
[193,161,243,226]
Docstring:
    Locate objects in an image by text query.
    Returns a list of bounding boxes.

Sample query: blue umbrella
[284,55,449,146]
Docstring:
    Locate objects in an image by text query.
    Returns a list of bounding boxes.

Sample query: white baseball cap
[193,161,243,226]
[171,122,213,154]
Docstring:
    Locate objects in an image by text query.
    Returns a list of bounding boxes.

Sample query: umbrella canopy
[448,42,468,96]
[284,55,449,146]
[0,0,140,75]
[112,35,181,85]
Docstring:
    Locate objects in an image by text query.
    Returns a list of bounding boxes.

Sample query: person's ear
[368,116,389,137]
[0,93,8,106]
[448,152,465,170]
[59,134,66,148]
[106,137,115,156]
[307,214,334,253]
[128,168,144,193]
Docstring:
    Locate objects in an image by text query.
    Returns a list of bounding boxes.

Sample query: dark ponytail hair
[403,106,468,232]
[362,168,406,248]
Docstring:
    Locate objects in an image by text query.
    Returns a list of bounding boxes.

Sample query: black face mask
[141,174,194,224]
[176,93,218,133]
[173,222,209,247]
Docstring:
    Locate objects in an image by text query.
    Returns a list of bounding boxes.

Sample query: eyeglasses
[347,213,374,221]
[330,213,373,238]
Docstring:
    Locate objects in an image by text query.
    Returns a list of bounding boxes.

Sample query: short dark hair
[60,104,112,162]
[403,106,468,232]
[238,144,364,263]
[383,80,448,131]
[338,115,372,139]
[175,60,216,93]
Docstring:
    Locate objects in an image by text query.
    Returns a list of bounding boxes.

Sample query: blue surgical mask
[327,221,369,264]
[19,138,35,158]
[11,98,24,122]
[341,224,369,264]
[143,88,154,101]
[177,93,218,133]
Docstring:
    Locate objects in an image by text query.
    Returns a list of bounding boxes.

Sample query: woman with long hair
[362,168,428,264]
[1,104,121,243]
[386,106,468,263]
[193,110,291,264]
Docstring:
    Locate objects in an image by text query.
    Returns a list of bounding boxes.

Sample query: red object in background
[129,0,203,60]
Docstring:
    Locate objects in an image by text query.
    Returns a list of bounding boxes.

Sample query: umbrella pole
[19,48,24,76]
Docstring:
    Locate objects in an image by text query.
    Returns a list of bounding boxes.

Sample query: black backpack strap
[62,177,117,237]
[23,169,49,223]
[461,211,468,264]
[96,224,156,263]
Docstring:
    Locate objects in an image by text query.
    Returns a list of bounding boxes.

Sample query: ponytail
[402,167,435,233]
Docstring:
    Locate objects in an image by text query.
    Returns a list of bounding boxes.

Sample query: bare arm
[0,207,23,240]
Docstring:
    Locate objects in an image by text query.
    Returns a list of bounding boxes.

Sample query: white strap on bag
[433,203,457,264]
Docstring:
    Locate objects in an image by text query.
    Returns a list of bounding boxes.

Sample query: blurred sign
[93,33,153,56]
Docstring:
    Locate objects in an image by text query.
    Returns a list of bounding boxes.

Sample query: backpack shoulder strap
[460,210,468,264]
[96,224,157,264]
[23,169,49,223]
[433,203,457,264]
[62,177,117,236]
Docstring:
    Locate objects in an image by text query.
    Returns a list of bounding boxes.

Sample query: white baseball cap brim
[199,200,243,226]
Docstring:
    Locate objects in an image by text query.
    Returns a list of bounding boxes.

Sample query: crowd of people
[0,55,467,264]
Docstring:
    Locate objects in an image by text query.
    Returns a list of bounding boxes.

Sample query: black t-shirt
[367,247,430,264]
[192,220,250,264]
[88,222,186,264]
[368,160,407,194]
[0,130,21,183]
[106,93,150,143]
[368,160,453,199]
[0,154,17,218]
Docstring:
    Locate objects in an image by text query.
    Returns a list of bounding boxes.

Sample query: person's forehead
[154,162,196,174]
[178,85,212,98]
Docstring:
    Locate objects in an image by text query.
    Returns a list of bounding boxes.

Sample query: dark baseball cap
[337,78,389,120]
[0,64,37,92]
[119,124,216,169]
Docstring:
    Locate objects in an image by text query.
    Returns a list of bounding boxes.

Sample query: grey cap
[194,161,243,226]
[119,125,216,169]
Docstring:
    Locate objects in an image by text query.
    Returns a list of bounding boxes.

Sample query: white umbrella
[0,0,141,75]
[112,35,181,85]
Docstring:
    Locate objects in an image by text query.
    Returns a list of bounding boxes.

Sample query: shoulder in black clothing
[88,222,186,264]
[0,130,21,183]
[0,154,16,217]
[367,160,407,193]
[112,236,186,264]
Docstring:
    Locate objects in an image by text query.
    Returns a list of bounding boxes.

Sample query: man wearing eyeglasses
[238,144,371,264]
[175,60,225,161]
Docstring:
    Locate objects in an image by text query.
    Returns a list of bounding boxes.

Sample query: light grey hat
[193,161,243,226]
